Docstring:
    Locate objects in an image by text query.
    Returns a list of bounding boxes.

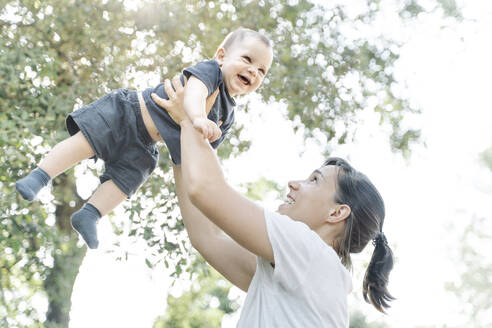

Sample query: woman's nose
[288,180,300,190]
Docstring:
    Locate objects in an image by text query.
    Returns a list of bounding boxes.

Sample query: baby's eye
[243,56,252,63]
[259,68,265,75]
[310,176,318,183]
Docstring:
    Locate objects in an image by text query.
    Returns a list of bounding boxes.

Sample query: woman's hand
[192,117,222,143]
[151,75,188,125]
[151,75,220,126]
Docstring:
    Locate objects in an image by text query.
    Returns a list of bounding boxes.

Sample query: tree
[1,1,136,325]
[1,0,457,326]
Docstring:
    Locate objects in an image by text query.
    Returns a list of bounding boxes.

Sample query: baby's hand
[193,118,222,143]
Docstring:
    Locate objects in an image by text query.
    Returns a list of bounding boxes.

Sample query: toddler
[16,28,273,249]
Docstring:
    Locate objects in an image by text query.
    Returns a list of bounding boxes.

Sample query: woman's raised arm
[153,76,274,262]
[152,77,259,291]
[178,117,274,263]
[173,164,257,291]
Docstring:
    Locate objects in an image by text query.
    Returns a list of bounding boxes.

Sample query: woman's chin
[277,203,289,214]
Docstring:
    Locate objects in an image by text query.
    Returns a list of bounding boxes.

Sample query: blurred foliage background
[0,0,475,327]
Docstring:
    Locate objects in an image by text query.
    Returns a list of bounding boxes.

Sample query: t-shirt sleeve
[183,60,221,97]
[264,209,324,290]
[210,133,226,149]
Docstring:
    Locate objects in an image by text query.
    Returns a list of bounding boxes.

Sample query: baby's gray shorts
[66,89,158,197]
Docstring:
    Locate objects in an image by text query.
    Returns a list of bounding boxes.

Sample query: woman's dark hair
[323,157,395,313]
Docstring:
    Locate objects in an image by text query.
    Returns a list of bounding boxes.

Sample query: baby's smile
[238,74,251,86]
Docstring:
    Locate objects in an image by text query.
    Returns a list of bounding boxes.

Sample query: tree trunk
[44,240,86,326]
[43,173,87,327]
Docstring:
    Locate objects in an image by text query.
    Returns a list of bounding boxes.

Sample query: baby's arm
[183,76,221,142]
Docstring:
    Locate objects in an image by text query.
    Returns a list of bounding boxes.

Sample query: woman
[152,77,395,327]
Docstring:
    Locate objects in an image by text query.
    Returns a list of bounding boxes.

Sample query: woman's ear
[215,47,226,66]
[327,204,351,224]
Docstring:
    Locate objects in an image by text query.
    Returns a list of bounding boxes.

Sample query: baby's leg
[16,131,94,201]
[39,131,95,178]
[71,180,127,249]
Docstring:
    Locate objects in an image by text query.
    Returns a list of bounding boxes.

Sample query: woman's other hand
[151,75,188,125]
[151,75,219,126]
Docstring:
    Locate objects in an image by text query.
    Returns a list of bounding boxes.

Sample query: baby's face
[217,37,273,96]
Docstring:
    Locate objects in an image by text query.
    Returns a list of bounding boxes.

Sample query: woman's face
[278,165,341,230]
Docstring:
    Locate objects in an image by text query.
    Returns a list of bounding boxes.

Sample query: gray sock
[15,167,51,201]
[71,203,101,249]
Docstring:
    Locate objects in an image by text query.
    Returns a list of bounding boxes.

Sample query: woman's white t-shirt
[236,210,352,328]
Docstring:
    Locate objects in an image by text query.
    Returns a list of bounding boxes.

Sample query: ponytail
[362,233,395,313]
[323,157,396,313]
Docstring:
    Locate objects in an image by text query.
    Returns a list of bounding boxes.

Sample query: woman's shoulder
[265,210,325,245]
[265,211,349,266]
[264,210,330,259]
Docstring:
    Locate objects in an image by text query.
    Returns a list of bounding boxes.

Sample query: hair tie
[372,232,387,247]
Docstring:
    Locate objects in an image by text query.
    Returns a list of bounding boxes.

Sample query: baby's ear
[215,47,226,65]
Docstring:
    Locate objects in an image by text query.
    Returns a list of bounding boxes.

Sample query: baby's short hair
[219,28,272,51]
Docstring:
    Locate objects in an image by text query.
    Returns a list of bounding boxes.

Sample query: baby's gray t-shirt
[237,210,353,327]
[142,60,235,165]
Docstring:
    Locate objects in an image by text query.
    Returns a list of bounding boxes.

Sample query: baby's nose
[249,66,258,77]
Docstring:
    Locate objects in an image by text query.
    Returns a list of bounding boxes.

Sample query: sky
[62,1,492,327]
